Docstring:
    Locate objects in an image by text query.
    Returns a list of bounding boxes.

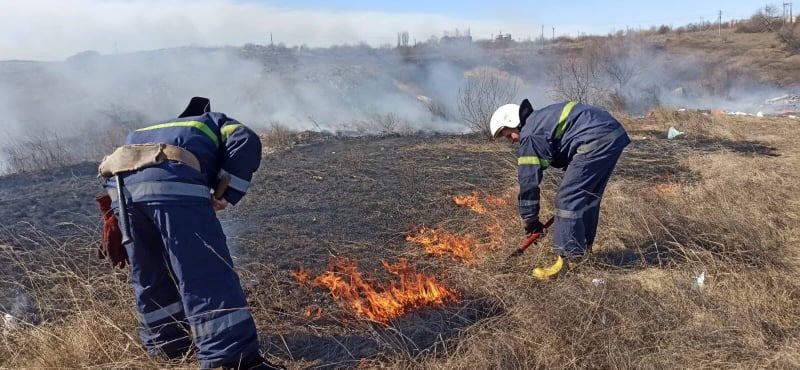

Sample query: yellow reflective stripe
[136,121,219,147]
[555,101,578,139]
[220,123,243,142]
[518,156,550,168]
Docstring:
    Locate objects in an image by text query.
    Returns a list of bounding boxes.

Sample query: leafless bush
[778,23,800,53]
[260,122,296,149]
[457,67,521,138]
[736,6,782,33]
[598,40,638,93]
[371,112,405,134]
[549,49,609,105]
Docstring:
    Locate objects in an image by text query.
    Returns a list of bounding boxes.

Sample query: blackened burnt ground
[233,133,513,271]
[0,128,783,368]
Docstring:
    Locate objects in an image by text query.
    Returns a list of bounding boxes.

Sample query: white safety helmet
[489,104,520,138]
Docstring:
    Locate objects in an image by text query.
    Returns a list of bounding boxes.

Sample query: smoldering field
[3,29,798,173]
[2,32,800,368]
[2,108,799,369]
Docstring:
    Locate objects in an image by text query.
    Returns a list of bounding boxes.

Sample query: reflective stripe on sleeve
[191,309,252,339]
[136,121,220,147]
[220,123,243,142]
[518,156,550,168]
[108,181,211,201]
[137,301,184,325]
[555,101,578,139]
[218,169,250,193]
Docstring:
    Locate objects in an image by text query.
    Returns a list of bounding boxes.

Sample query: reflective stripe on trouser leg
[552,135,627,257]
[125,203,192,358]
[152,204,259,369]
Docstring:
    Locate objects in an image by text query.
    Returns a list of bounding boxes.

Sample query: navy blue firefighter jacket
[104,112,261,205]
[517,101,627,221]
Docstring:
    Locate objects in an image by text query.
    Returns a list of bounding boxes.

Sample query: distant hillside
[2,23,799,174]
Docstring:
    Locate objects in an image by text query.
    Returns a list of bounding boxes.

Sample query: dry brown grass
[647,29,800,86]
[2,112,800,369]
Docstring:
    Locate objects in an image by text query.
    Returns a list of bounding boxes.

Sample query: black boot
[223,353,286,370]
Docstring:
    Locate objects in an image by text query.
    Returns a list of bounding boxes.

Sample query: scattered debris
[667,127,684,139]
[2,313,19,331]
[694,272,706,291]
[591,278,606,287]
[765,94,800,105]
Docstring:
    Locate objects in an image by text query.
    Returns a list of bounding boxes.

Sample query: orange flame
[406,227,476,263]
[653,172,680,194]
[452,191,508,250]
[453,191,487,214]
[292,258,458,323]
[303,306,324,319]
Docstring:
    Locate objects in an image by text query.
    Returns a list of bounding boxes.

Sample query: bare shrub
[736,6,782,33]
[371,112,406,134]
[457,67,521,138]
[778,23,800,53]
[549,49,608,105]
[260,122,296,149]
[596,39,638,93]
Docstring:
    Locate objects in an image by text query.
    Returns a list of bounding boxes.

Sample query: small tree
[549,49,607,105]
[778,23,800,53]
[457,67,521,137]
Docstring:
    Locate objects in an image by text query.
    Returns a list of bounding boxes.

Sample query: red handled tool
[508,216,554,257]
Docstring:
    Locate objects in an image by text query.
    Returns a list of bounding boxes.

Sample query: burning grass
[291,257,458,323]
[2,113,800,369]
[405,227,476,264]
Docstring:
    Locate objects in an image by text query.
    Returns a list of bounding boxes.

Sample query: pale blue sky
[0,0,782,60]
[256,0,771,32]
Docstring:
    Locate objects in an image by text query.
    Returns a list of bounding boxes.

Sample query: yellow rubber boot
[532,256,568,280]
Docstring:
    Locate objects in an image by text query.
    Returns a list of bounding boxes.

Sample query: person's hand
[212,197,228,211]
[95,194,129,268]
[523,218,545,235]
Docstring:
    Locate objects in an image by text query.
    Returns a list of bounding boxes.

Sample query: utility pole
[541,24,544,47]
[784,2,793,25]
[717,10,722,36]
[552,27,555,41]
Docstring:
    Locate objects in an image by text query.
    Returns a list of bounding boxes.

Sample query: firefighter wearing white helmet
[490,103,521,139]
[490,99,630,279]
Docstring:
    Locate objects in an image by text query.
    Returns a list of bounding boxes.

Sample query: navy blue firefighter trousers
[122,202,259,368]
[552,133,629,257]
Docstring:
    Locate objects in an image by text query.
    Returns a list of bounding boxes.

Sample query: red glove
[95,194,129,269]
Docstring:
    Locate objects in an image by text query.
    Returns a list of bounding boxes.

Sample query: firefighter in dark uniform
[491,99,630,279]
[97,97,284,369]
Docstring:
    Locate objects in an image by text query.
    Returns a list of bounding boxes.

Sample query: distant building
[440,29,472,44]
[494,33,513,43]
[440,35,473,44]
